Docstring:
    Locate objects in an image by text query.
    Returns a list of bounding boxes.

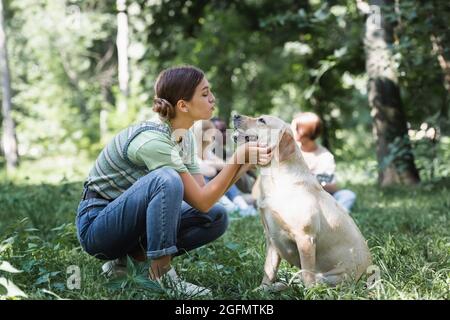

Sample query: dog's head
[232,114,297,163]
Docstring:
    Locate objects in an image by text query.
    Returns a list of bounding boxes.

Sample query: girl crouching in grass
[76,66,271,296]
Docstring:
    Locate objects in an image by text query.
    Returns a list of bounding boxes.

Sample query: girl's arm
[225,163,255,192]
[202,151,226,171]
[192,173,206,187]
[179,160,242,212]
[179,143,270,212]
[198,160,219,178]
[202,159,225,171]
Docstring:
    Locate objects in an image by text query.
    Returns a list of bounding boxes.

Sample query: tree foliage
[0,0,448,182]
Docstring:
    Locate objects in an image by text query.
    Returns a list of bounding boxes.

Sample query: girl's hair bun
[153,97,176,119]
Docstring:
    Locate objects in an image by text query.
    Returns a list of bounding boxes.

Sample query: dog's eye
[258,118,266,124]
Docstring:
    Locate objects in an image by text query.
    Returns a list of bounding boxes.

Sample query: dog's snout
[233,114,243,129]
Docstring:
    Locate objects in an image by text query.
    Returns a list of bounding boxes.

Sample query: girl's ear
[176,100,189,113]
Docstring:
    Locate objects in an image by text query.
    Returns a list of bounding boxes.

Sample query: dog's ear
[276,129,296,162]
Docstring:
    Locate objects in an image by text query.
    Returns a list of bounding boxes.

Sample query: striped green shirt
[84,116,200,200]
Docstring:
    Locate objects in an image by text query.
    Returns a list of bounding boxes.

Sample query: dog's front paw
[254,282,288,293]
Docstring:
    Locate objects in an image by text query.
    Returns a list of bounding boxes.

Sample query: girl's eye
[258,118,266,124]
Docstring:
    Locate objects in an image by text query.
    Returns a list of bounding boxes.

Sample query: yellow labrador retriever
[232,114,372,290]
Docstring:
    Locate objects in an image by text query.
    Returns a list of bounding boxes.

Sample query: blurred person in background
[291,112,356,213]
[193,119,257,217]
[211,117,257,204]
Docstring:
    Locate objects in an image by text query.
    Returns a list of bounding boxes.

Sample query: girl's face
[297,125,311,144]
[185,77,216,121]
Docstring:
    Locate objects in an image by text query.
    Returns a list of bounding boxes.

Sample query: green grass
[0,158,449,300]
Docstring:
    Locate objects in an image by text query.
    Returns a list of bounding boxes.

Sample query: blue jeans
[76,167,228,260]
[333,189,356,212]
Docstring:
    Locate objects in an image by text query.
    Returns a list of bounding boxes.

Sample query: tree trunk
[217,66,233,126]
[431,33,450,92]
[430,34,450,130]
[97,45,116,143]
[312,96,331,151]
[0,0,18,171]
[364,0,420,186]
[116,0,129,114]
[99,88,109,143]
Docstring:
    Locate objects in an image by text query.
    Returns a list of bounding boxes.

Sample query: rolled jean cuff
[147,245,178,259]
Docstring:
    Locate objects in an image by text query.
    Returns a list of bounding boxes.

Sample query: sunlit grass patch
[0,163,449,299]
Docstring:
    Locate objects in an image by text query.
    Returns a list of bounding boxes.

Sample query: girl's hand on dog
[233,142,273,165]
